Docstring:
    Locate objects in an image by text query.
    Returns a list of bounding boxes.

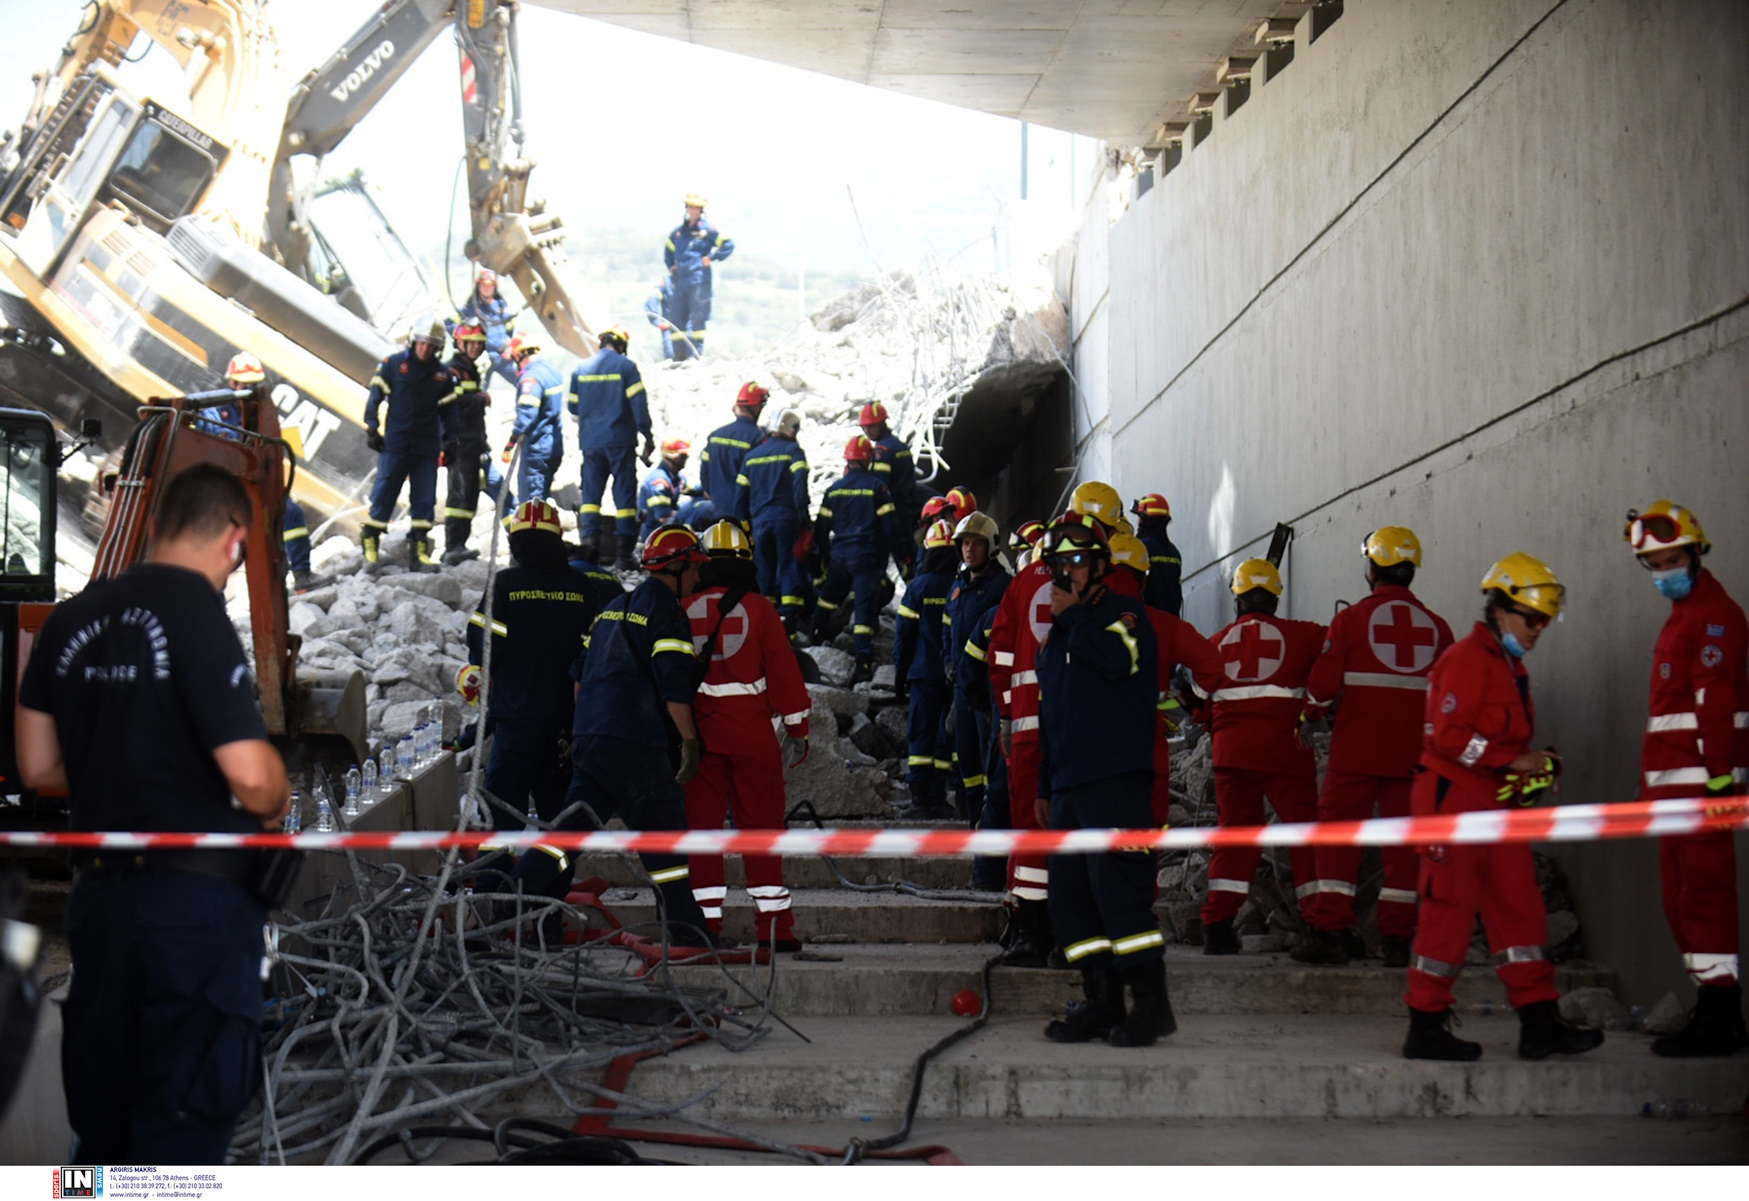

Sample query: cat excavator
[0,0,595,530]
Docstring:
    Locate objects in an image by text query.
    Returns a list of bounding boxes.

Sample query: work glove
[676,737,703,785]
[999,718,1013,760]
[366,428,385,453]
[1496,755,1558,806]
[640,435,655,467]
[441,440,460,468]
[944,708,956,740]
[1295,709,1322,749]
[1704,774,1743,820]
[782,735,809,769]
[455,664,482,707]
[1161,696,1185,739]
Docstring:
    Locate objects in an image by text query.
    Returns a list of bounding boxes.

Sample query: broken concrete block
[841,738,877,768]
[387,602,449,647]
[288,601,334,638]
[874,705,909,750]
[804,646,856,686]
[847,712,893,760]
[392,572,464,608]
[1643,991,1687,1035]
[807,683,869,717]
[1558,986,1629,1030]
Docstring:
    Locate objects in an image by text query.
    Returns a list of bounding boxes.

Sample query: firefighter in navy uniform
[812,435,905,683]
[1403,553,1603,1062]
[637,439,696,542]
[462,501,603,870]
[502,333,566,506]
[860,402,917,552]
[893,518,959,820]
[16,465,292,1162]
[944,512,1011,821]
[1033,511,1173,1047]
[571,325,652,571]
[508,526,718,946]
[363,318,459,571]
[219,353,315,588]
[694,382,769,529]
[441,323,492,566]
[734,407,811,628]
[1624,502,1749,1057]
[663,193,734,360]
[1130,493,1183,617]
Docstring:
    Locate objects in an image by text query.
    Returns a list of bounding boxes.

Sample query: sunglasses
[1502,602,1550,630]
[1051,551,1095,568]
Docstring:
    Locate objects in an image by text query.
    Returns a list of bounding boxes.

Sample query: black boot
[443,545,479,566]
[849,656,873,685]
[1202,917,1239,956]
[411,533,439,573]
[1108,959,1176,1047]
[1045,962,1125,1043]
[1517,999,1604,1060]
[1380,935,1413,969]
[613,534,638,573]
[1340,928,1368,961]
[999,899,1055,968]
[1651,984,1749,1058]
[1402,1007,1482,1061]
[1290,927,1350,966]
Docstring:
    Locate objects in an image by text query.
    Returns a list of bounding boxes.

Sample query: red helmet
[1131,493,1172,519]
[508,499,562,536]
[920,496,952,526]
[225,352,265,385]
[1040,510,1111,558]
[844,435,875,463]
[641,525,709,571]
[505,333,540,359]
[453,322,486,346]
[660,438,691,458]
[1009,519,1047,551]
[944,486,978,518]
[736,381,770,409]
[858,401,889,428]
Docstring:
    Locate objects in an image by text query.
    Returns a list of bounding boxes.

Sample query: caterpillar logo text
[329,41,396,103]
[271,383,343,459]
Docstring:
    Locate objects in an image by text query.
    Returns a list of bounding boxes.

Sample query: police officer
[893,518,959,820]
[441,323,492,566]
[1624,501,1749,1056]
[1033,511,1172,1048]
[508,525,718,947]
[220,353,315,589]
[638,439,696,542]
[664,193,734,360]
[462,501,603,868]
[1130,493,1183,617]
[454,266,519,391]
[694,382,768,528]
[363,317,459,571]
[571,325,651,572]
[1403,553,1603,1062]
[944,512,1010,821]
[645,276,677,361]
[812,435,905,683]
[17,464,292,1162]
[503,332,566,506]
[735,407,810,629]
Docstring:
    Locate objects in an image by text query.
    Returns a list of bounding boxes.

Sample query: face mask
[1501,631,1528,659]
[1651,568,1693,601]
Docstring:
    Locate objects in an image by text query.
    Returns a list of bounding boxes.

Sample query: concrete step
[668,944,1621,1018]
[570,852,978,892]
[592,886,1005,945]
[618,1012,1749,1121]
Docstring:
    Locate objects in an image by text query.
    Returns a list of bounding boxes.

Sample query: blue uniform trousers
[669,278,712,360]
[687,499,719,530]
[973,723,1010,891]
[511,735,709,937]
[1047,770,1165,971]
[485,718,572,829]
[950,688,990,820]
[517,442,562,504]
[905,678,951,808]
[753,512,804,615]
[283,499,311,573]
[579,445,639,539]
[368,448,438,528]
[817,559,883,658]
[63,871,266,1163]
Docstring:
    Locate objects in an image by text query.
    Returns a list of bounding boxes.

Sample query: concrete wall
[1077,0,1749,1002]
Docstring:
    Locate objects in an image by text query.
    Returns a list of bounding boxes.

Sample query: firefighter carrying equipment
[1231,558,1283,597]
[1069,481,1125,532]
[703,520,754,559]
[509,499,563,536]
[1481,553,1565,619]
[1363,526,1423,568]
[225,352,265,384]
[954,511,998,546]
[1131,493,1172,520]
[1626,500,1710,556]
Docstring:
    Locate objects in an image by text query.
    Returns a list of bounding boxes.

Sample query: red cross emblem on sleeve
[1027,580,1054,645]
[1220,620,1284,682]
[1367,601,1439,673]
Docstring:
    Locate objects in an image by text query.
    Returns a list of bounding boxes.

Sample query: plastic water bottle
[283,789,303,835]
[397,734,415,776]
[344,766,362,817]
[378,745,396,792]
[314,787,336,833]
[361,758,377,799]
[426,696,444,756]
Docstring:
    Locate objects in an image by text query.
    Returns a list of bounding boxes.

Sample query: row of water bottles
[282,698,446,834]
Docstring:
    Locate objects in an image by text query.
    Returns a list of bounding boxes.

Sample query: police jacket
[467,563,602,723]
[1420,621,1536,801]
[946,564,1011,687]
[1640,569,1748,798]
[685,585,811,749]
[1036,583,1159,795]
[444,350,489,446]
[1139,528,1184,616]
[894,564,954,682]
[700,415,763,503]
[571,576,699,749]
[665,218,735,287]
[569,347,650,452]
[1196,611,1324,775]
[735,434,810,524]
[366,349,458,456]
[1305,584,1454,779]
[814,467,902,569]
[638,462,687,535]
[511,355,567,457]
[869,431,916,512]
[455,291,515,355]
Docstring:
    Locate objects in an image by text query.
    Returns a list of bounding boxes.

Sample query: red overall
[988,561,1055,903]
[1406,622,1558,1013]
[1301,586,1454,938]
[1197,612,1325,925]
[1639,569,1747,989]
[683,585,812,941]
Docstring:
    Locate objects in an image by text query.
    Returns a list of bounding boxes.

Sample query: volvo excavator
[0,0,596,530]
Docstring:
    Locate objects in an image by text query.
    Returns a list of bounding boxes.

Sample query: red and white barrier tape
[0,797,1742,857]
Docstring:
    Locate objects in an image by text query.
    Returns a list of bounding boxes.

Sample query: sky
[0,0,1091,295]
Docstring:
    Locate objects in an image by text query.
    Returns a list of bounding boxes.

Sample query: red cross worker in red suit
[1293,527,1453,968]
[1401,552,1603,1062]
[1192,558,1325,955]
[1624,501,1749,1057]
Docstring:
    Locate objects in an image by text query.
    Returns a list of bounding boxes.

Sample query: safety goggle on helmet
[1624,502,1709,557]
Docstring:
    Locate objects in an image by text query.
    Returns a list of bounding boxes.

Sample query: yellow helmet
[1481,552,1565,619]
[924,518,956,549]
[1108,531,1150,576]
[600,324,631,351]
[1068,481,1124,532]
[953,511,998,545]
[685,192,707,208]
[701,519,753,559]
[1363,526,1423,568]
[1231,558,1283,597]
[1625,501,1709,557]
